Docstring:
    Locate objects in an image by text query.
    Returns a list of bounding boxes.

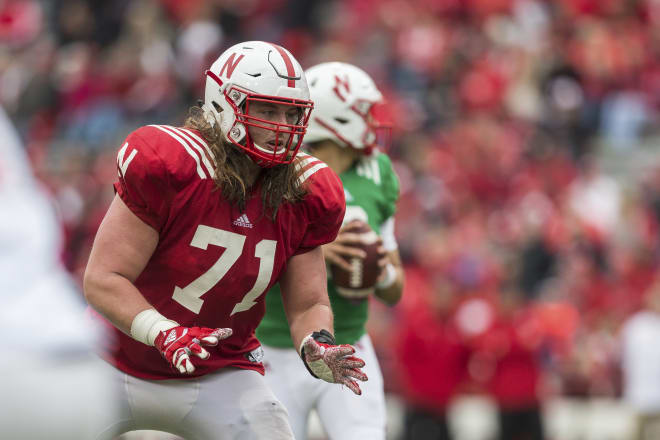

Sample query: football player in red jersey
[83,41,367,440]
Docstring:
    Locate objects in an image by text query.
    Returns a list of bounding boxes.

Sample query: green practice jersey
[256,151,400,347]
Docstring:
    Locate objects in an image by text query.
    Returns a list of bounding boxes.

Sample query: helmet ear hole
[334,117,349,124]
[212,101,222,113]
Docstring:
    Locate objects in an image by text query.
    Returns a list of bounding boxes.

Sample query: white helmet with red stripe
[202,41,313,167]
[304,62,388,155]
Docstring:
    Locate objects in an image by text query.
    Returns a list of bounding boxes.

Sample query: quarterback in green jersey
[256,62,404,440]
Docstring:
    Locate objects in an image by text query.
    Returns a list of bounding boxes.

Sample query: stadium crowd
[2,0,660,438]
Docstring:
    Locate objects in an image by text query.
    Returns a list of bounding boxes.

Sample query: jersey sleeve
[378,152,400,220]
[113,127,170,232]
[295,159,346,255]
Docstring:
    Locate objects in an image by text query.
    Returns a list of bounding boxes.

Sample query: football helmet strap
[304,62,390,155]
[202,41,313,167]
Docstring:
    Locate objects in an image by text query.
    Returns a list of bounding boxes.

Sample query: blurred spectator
[394,272,470,440]
[468,284,545,440]
[0,105,118,439]
[621,279,660,440]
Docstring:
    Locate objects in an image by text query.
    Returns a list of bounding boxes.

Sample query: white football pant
[93,365,295,440]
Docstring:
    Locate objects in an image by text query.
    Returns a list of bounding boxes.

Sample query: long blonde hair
[184,106,307,219]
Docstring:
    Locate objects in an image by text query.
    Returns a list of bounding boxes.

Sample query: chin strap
[201,103,219,128]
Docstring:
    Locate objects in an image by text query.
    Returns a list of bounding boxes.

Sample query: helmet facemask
[351,99,392,155]
[237,93,313,166]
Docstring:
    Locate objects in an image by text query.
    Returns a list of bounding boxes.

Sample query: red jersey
[94,125,345,380]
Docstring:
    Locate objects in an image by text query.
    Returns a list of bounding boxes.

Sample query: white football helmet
[202,41,313,167]
[304,62,389,154]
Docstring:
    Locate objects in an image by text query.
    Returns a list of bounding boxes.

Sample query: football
[330,221,381,299]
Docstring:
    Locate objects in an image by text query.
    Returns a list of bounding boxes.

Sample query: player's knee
[262,398,289,418]
[244,399,293,439]
[241,396,290,424]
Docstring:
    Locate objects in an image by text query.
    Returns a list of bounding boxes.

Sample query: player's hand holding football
[375,243,389,280]
[322,220,369,270]
[155,326,233,374]
[300,330,368,395]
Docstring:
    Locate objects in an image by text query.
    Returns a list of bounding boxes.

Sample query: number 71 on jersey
[172,225,276,315]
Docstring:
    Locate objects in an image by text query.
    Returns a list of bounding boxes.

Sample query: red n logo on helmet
[333,75,350,102]
[219,53,245,79]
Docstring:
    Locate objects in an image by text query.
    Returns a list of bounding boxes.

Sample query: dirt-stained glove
[154,326,232,374]
[300,329,368,395]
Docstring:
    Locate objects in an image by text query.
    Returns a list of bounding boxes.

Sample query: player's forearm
[279,246,337,350]
[83,270,153,335]
[374,266,404,305]
[287,302,334,353]
[84,195,161,336]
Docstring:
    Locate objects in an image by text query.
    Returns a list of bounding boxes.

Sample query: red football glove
[154,326,232,374]
[300,330,368,395]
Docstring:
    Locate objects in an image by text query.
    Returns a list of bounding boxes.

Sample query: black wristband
[311,329,336,345]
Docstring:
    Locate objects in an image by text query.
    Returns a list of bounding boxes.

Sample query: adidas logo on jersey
[233,214,253,228]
